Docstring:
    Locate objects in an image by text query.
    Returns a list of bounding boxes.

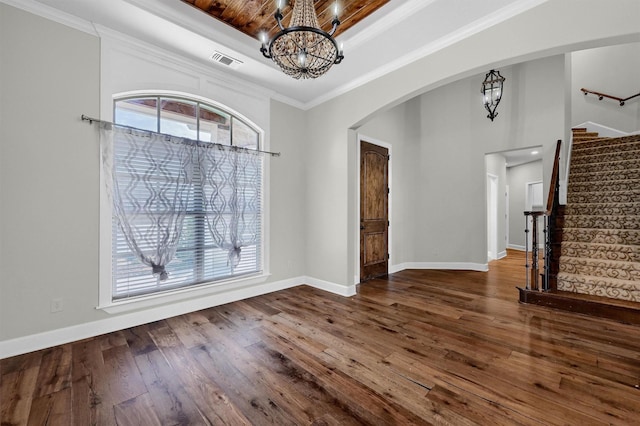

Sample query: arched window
[109,95,263,300]
[115,96,259,149]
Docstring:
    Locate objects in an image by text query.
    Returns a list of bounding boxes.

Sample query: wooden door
[360,141,389,281]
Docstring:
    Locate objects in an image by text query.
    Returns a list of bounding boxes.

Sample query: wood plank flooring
[2,250,640,425]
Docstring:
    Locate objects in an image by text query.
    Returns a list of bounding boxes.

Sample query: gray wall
[356,57,564,269]
[571,42,640,132]
[269,100,307,280]
[307,0,639,288]
[1,4,101,341]
[2,0,640,348]
[357,99,421,268]
[0,4,307,342]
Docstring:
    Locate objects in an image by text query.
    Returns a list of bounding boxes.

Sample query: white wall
[0,4,308,350]
[507,160,544,249]
[571,42,640,132]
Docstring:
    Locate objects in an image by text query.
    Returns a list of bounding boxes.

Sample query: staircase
[557,128,640,302]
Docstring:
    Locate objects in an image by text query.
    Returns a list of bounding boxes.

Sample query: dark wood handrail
[581,88,640,106]
[523,139,562,292]
[545,139,562,214]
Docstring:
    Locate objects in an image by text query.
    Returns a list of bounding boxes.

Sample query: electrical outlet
[51,298,64,313]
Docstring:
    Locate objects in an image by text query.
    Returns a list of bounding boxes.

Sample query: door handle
[360,225,365,230]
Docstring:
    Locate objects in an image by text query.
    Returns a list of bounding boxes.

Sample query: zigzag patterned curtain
[102,125,194,281]
[198,145,262,267]
[101,124,263,288]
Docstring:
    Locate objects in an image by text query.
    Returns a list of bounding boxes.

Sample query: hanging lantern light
[481,70,505,121]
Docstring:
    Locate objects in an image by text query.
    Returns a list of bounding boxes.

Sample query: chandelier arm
[268,26,340,58]
[274,26,335,40]
[327,17,340,36]
[260,44,271,59]
[274,9,286,31]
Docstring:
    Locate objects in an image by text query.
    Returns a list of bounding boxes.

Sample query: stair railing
[524,140,562,292]
[581,88,640,107]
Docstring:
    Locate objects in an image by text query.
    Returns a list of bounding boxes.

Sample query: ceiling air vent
[211,51,243,69]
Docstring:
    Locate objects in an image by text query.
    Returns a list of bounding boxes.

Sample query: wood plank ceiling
[180,0,390,39]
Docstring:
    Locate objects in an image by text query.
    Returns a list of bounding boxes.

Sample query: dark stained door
[360,141,389,281]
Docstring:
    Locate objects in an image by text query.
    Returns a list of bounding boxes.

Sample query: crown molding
[0,0,551,111]
[303,0,549,110]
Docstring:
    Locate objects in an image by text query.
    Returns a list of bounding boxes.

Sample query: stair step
[573,131,600,138]
[571,140,640,157]
[567,189,640,204]
[569,158,640,174]
[570,149,640,166]
[562,228,640,245]
[565,202,640,216]
[567,178,640,193]
[572,134,640,150]
[571,127,587,133]
[564,214,640,230]
[561,242,640,262]
[568,168,640,183]
[518,288,640,324]
[557,132,640,305]
[557,272,640,302]
[559,256,640,281]
[573,137,609,144]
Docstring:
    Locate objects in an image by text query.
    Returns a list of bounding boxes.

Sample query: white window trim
[98,90,270,313]
[97,272,271,314]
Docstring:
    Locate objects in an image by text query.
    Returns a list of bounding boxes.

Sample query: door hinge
[387,187,390,194]
[387,253,390,260]
[387,154,390,161]
[388,220,390,227]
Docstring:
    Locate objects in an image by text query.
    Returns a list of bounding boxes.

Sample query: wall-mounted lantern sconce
[482,70,505,121]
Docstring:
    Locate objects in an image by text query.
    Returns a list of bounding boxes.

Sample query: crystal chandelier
[260,0,344,79]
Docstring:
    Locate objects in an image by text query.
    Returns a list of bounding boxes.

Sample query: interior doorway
[486,146,543,254]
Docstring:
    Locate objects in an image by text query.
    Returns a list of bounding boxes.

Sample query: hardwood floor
[2,250,640,425]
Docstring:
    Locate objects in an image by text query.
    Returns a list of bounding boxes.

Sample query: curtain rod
[81,114,281,157]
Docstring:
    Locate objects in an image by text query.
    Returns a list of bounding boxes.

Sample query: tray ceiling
[180,0,390,40]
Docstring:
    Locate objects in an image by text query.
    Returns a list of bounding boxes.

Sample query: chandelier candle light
[260,0,344,79]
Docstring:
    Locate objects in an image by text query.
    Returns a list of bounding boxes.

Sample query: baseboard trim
[305,276,357,297]
[508,244,544,251]
[0,276,307,359]
[0,274,357,359]
[497,250,507,260]
[389,264,404,274]
[391,262,489,273]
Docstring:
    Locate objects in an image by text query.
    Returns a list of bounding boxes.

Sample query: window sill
[96,272,270,314]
